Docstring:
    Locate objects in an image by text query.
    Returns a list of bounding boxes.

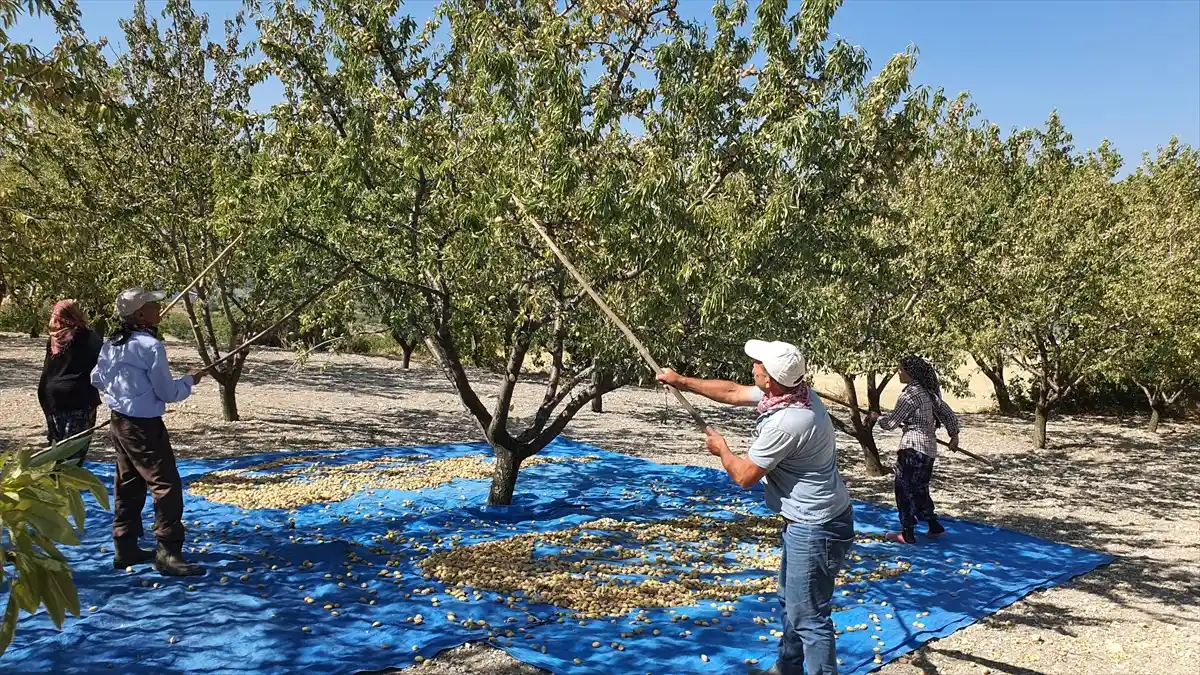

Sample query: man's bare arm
[658,369,759,407]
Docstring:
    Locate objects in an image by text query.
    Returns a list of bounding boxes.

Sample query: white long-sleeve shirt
[91,331,193,418]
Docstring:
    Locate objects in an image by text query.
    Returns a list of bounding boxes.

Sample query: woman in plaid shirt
[870,355,960,545]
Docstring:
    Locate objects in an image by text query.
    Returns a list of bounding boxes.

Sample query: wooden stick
[159,232,245,316]
[813,387,994,467]
[513,195,709,430]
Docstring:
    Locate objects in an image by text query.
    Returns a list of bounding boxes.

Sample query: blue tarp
[2,440,1111,674]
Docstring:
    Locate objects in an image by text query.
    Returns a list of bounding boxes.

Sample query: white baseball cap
[744,339,807,387]
[115,287,167,318]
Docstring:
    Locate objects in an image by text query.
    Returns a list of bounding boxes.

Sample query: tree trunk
[972,353,1017,415]
[1148,405,1162,434]
[837,372,887,477]
[487,444,525,506]
[1033,397,1049,449]
[991,377,1018,416]
[219,378,240,422]
[400,341,414,369]
[859,434,887,477]
[590,369,603,413]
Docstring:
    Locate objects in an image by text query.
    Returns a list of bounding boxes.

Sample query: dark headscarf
[901,355,943,427]
[109,317,160,347]
[900,354,942,398]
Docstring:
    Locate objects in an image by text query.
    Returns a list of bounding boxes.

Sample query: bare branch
[490,319,535,439]
[424,332,493,431]
[530,375,626,452]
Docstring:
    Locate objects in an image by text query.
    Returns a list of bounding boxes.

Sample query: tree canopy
[0,0,1196,496]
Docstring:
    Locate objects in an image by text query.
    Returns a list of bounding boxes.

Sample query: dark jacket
[37,328,103,414]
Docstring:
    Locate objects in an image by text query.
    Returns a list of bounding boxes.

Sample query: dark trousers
[44,407,98,465]
[894,447,936,530]
[108,412,186,543]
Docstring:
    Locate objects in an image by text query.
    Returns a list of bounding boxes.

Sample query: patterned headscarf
[48,300,88,356]
[757,384,812,415]
[900,355,942,398]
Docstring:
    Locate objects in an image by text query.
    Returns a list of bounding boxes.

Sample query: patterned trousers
[44,407,98,466]
[894,447,936,530]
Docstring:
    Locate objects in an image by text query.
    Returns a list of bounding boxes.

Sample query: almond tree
[36,0,346,420]
[0,0,130,332]
[1117,139,1200,431]
[903,98,1036,416]
[254,0,932,500]
[693,4,944,476]
[996,114,1131,448]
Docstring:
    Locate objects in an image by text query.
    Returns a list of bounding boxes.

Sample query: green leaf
[54,465,109,511]
[20,507,79,546]
[0,594,18,656]
[46,568,80,623]
[10,572,38,614]
[40,571,68,629]
[28,434,92,469]
[65,488,86,534]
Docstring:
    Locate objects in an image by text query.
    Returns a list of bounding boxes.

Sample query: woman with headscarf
[37,300,104,466]
[869,355,961,544]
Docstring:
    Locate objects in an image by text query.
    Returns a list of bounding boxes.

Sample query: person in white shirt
[92,287,205,576]
[658,340,854,675]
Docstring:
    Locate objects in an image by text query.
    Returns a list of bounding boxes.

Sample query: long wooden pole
[26,264,355,462]
[812,388,993,466]
[513,196,709,430]
[159,232,245,316]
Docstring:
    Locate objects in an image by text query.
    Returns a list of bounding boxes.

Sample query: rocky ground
[1,334,1196,674]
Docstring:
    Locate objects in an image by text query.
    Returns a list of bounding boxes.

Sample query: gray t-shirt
[747,392,852,524]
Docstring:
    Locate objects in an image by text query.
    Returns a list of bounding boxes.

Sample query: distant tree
[994,114,1131,448]
[1117,139,1200,432]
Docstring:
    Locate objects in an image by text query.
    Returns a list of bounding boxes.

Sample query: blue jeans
[774,505,855,675]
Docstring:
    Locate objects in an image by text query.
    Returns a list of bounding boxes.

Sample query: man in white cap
[658,340,853,675]
[91,287,205,576]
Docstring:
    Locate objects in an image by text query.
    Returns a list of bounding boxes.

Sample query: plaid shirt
[877,384,960,457]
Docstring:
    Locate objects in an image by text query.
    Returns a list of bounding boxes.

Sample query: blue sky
[10,0,1199,173]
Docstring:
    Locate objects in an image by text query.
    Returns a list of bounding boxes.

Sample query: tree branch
[490,318,535,440]
[519,363,597,444]
[530,375,626,452]
[282,225,445,300]
[423,331,493,432]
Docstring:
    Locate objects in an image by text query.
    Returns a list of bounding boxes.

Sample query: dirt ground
[1,334,1197,675]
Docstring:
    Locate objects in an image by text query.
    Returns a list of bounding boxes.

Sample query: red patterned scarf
[48,300,87,356]
[757,384,812,415]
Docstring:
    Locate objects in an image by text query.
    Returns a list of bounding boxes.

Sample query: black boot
[747,664,783,675]
[154,540,202,577]
[927,518,946,538]
[112,536,156,570]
